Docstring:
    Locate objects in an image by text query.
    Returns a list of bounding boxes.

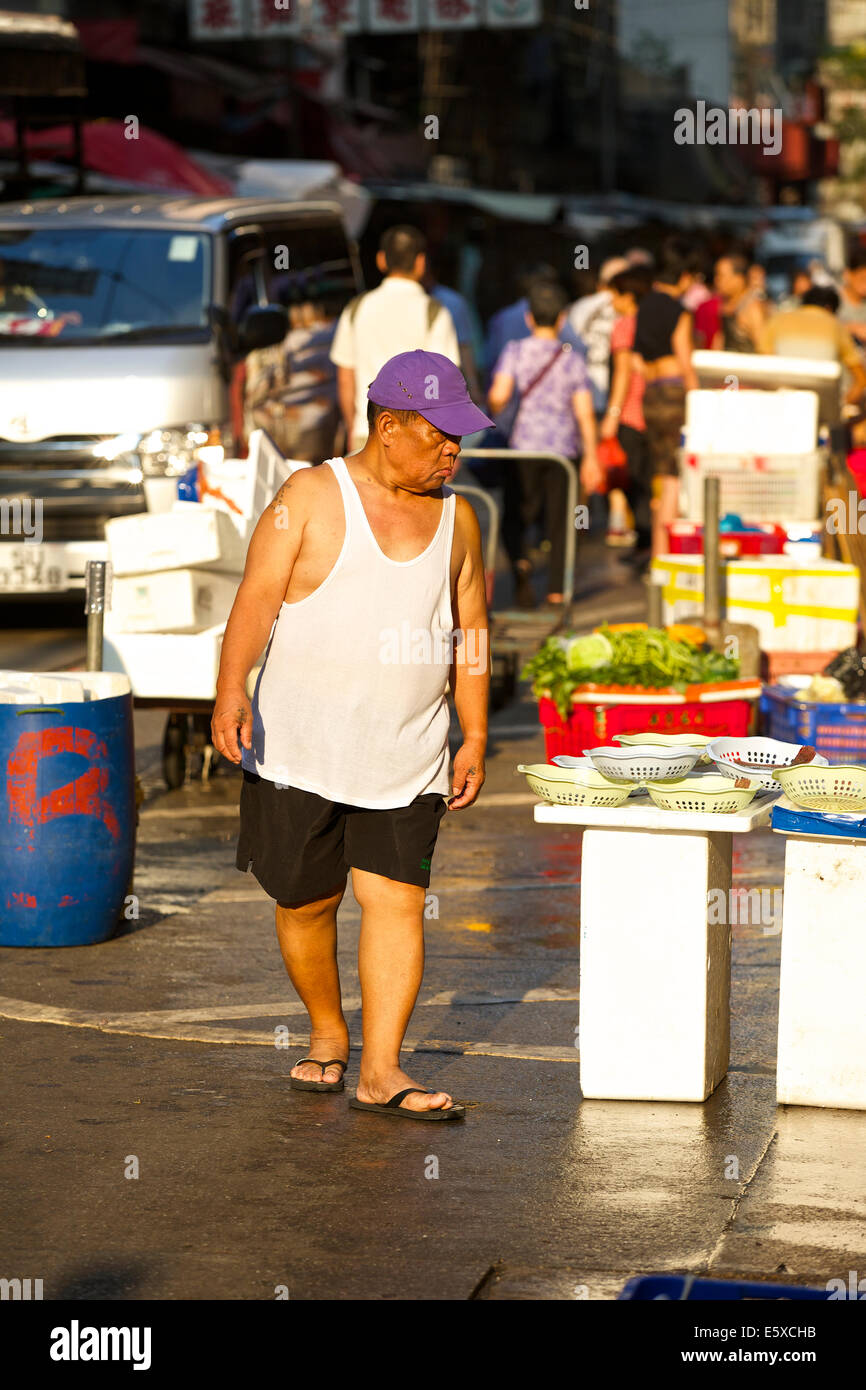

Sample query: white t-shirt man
[330,275,460,446]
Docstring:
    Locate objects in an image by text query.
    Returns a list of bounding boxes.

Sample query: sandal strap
[385,1087,427,1108]
[293,1057,348,1075]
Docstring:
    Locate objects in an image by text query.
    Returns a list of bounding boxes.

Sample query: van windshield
[0,227,210,343]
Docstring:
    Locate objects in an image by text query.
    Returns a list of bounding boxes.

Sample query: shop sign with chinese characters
[189,0,537,37]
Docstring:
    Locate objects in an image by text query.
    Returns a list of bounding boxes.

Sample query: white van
[0,196,362,595]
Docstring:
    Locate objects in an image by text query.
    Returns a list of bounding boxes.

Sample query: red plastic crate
[666,521,787,557]
[538,695,755,758]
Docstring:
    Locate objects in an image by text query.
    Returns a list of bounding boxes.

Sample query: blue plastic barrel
[0,691,136,946]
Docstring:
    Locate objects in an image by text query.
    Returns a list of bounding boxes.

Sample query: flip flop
[349,1087,465,1121]
[290,1058,348,1092]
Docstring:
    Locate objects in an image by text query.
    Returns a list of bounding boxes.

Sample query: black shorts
[236,771,447,905]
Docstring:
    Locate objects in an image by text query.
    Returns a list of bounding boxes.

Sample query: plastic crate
[539,695,755,758]
[618,1274,830,1301]
[667,521,787,557]
[679,449,823,524]
[760,650,840,684]
[761,685,866,762]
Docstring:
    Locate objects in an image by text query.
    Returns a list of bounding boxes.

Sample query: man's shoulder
[275,460,338,507]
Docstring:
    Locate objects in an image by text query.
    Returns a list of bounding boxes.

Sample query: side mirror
[238,303,289,354]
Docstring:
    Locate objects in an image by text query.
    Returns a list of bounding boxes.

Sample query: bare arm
[448,498,488,810]
[211,474,307,764]
[601,347,631,438]
[337,365,356,449]
[673,310,698,391]
[573,387,602,493]
[487,370,514,415]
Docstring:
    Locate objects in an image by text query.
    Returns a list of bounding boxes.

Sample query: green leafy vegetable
[521,623,741,718]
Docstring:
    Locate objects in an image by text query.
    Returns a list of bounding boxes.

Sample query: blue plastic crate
[619,1274,830,1301]
[760,685,866,763]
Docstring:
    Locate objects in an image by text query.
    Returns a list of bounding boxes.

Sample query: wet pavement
[2,549,865,1300]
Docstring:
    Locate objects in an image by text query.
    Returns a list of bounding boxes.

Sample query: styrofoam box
[652,553,860,653]
[684,388,818,455]
[201,432,311,541]
[679,450,823,524]
[0,670,130,702]
[107,568,239,634]
[102,625,226,700]
[105,503,247,577]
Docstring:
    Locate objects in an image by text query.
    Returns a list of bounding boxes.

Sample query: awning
[0,119,233,195]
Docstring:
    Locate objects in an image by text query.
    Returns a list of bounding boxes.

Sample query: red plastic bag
[597,436,628,494]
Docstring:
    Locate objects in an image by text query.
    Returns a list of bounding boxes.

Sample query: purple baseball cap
[367,349,494,437]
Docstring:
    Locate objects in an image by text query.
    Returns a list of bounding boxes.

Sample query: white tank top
[243,456,456,809]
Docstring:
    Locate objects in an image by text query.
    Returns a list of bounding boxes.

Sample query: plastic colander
[587,745,703,782]
[517,763,635,808]
[772,763,866,813]
[645,773,761,815]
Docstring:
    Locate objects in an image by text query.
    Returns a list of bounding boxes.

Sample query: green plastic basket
[645,773,760,814]
[772,763,866,813]
[517,763,635,807]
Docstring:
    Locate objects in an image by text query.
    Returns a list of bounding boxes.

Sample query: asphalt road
[1,558,864,1300]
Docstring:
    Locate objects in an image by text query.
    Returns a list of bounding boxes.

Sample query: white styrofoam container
[777,836,866,1109]
[200,432,311,541]
[107,568,239,634]
[0,670,84,702]
[0,670,130,702]
[102,625,226,700]
[105,504,247,577]
[684,388,818,455]
[652,554,859,653]
[679,449,823,524]
[579,825,731,1101]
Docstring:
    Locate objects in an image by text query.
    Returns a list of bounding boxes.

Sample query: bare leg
[276,882,349,1085]
[652,476,679,559]
[352,868,455,1113]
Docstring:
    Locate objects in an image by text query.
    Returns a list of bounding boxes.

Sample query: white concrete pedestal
[579,827,731,1101]
[776,835,866,1110]
[534,793,777,1102]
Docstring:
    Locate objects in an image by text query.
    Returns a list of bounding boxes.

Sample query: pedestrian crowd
[324,221,866,604]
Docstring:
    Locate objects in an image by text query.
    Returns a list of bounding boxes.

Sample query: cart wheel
[189,713,217,781]
[162,714,186,790]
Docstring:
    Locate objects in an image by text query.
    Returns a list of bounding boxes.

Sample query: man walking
[330,226,460,452]
[212,351,493,1120]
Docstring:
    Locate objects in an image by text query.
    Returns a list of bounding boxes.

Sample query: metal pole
[703,476,722,636]
[646,576,663,628]
[85,560,109,672]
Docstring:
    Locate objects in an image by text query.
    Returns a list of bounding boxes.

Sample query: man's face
[380,411,461,490]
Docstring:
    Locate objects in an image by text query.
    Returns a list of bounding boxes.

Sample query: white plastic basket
[707,736,828,789]
[587,745,703,782]
[679,449,823,524]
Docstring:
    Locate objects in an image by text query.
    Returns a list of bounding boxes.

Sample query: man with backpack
[330,225,460,452]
